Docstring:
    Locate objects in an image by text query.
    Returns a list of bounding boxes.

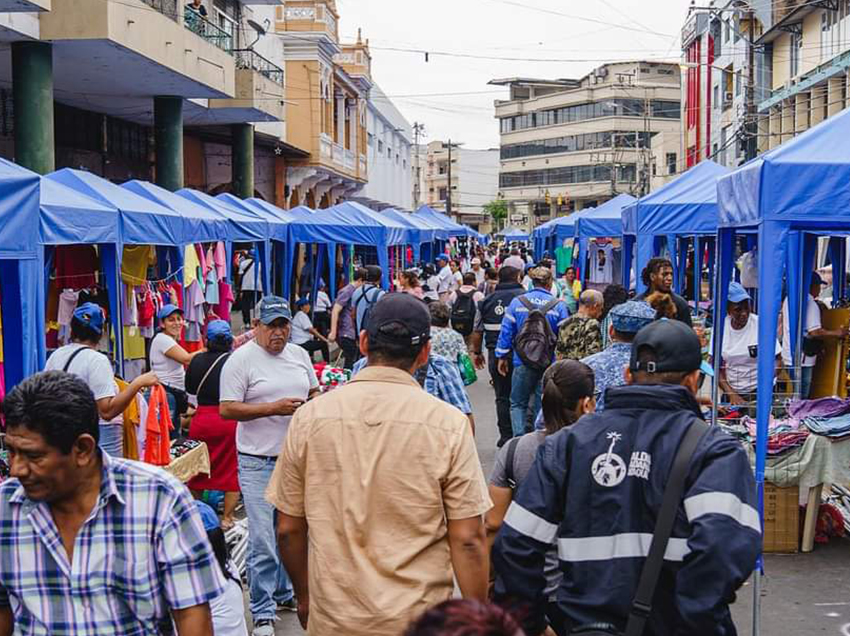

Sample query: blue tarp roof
[623,160,731,236]
[415,205,468,238]
[381,208,438,245]
[215,193,290,242]
[176,189,268,242]
[546,207,596,241]
[295,201,409,246]
[497,225,530,242]
[0,159,40,255]
[48,169,183,246]
[577,193,635,238]
[122,180,230,243]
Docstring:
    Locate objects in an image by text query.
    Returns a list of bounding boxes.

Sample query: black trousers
[240,290,261,326]
[313,311,330,336]
[339,337,360,370]
[297,339,329,363]
[488,348,514,444]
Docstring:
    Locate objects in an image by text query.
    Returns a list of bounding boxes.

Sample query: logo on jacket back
[494,301,505,316]
[591,432,627,487]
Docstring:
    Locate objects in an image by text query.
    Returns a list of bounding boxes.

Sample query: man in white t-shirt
[781,273,849,399]
[436,255,454,302]
[44,302,158,457]
[503,249,525,271]
[470,257,485,287]
[219,295,319,635]
[719,283,781,406]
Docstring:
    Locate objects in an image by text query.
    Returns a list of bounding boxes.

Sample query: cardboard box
[763,483,800,553]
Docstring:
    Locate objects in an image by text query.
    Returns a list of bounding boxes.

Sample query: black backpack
[451,289,477,336]
[355,285,381,333]
[514,297,560,371]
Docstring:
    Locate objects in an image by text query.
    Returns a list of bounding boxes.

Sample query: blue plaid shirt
[0,453,225,635]
[352,354,472,414]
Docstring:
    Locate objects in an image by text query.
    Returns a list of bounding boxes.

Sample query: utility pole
[412,122,425,208]
[746,7,757,160]
[446,139,453,218]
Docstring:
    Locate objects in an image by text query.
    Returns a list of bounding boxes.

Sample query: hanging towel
[144,385,173,466]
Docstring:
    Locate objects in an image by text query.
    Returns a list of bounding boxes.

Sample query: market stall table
[163,439,210,484]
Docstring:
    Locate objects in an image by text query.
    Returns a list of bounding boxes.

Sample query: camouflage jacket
[556,315,603,361]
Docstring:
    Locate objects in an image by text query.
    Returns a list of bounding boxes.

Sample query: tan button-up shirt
[266,365,492,636]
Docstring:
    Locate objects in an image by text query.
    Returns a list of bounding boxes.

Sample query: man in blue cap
[580,300,656,411]
[44,302,158,456]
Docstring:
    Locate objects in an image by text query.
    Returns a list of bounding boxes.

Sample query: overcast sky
[335,0,692,149]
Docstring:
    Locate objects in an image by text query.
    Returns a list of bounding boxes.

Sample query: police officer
[470,265,524,447]
[494,320,760,636]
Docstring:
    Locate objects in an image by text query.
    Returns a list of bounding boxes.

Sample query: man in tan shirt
[267,293,492,636]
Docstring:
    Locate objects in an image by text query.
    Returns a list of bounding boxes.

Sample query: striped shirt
[0,453,225,635]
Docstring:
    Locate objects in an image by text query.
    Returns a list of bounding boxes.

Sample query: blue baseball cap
[194,501,220,531]
[158,304,183,323]
[436,254,448,263]
[257,295,292,324]
[73,302,105,335]
[728,282,751,304]
[206,320,232,343]
[295,297,310,308]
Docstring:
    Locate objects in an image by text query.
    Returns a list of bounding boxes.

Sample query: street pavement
[260,362,850,635]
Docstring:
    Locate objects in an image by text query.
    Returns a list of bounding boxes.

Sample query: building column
[154,96,183,191]
[12,42,54,174]
[336,96,345,145]
[231,123,254,199]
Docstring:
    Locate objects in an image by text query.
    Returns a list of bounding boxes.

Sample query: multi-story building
[350,82,412,210]
[755,0,850,150]
[681,3,768,169]
[422,140,499,233]
[491,62,682,231]
[0,0,294,199]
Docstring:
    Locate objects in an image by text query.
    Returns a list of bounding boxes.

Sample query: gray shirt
[490,431,561,600]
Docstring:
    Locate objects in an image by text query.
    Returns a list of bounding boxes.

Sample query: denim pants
[99,423,124,457]
[791,365,815,400]
[510,363,543,437]
[238,453,294,621]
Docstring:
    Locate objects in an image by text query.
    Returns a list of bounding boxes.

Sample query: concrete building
[491,61,682,231]
[681,3,769,169]
[756,0,850,150]
[422,140,499,233]
[350,82,413,210]
[0,0,294,198]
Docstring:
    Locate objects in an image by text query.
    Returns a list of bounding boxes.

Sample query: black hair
[365,265,382,284]
[367,323,427,369]
[462,272,477,286]
[601,284,629,320]
[208,335,233,353]
[206,527,242,587]
[2,371,100,453]
[498,266,519,283]
[485,267,498,281]
[70,316,101,344]
[541,360,595,435]
[429,302,451,328]
[631,345,690,385]
[641,257,673,288]
[353,267,369,282]
[611,328,637,343]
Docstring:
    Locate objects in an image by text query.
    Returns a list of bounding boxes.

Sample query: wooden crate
[763,483,800,553]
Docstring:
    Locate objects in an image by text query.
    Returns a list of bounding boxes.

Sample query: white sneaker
[252,618,276,636]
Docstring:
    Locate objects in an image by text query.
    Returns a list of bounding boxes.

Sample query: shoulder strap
[624,419,709,636]
[62,346,90,373]
[541,299,560,313]
[519,296,535,311]
[505,437,521,490]
[196,353,230,397]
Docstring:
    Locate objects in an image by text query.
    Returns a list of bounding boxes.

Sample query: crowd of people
[0,241,771,636]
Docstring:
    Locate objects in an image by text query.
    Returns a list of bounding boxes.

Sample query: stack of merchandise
[313,362,351,393]
[790,397,850,440]
[718,412,810,457]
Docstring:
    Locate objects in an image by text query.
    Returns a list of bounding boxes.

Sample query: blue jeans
[791,366,815,399]
[238,453,294,621]
[510,364,543,437]
[99,423,123,457]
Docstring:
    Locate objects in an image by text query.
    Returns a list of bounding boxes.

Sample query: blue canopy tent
[382,208,438,264]
[621,160,731,294]
[0,162,122,385]
[496,225,530,243]
[574,193,635,285]
[532,217,560,258]
[713,107,850,627]
[415,205,468,239]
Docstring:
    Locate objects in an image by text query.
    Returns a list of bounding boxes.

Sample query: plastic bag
[458,353,477,386]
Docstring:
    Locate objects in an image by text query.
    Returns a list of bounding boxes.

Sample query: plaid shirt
[0,453,225,635]
[352,354,472,414]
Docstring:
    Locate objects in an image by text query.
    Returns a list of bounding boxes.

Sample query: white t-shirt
[290,311,314,345]
[219,340,319,456]
[45,344,121,426]
[150,333,186,390]
[471,267,485,286]
[722,314,781,393]
[589,244,614,284]
[209,564,248,636]
[436,265,454,294]
[452,271,463,290]
[238,258,263,293]
[782,295,822,367]
[424,275,440,301]
[315,291,332,312]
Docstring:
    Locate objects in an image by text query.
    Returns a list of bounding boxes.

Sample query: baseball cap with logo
[629,319,702,374]
[366,293,431,347]
[73,302,105,335]
[158,304,183,323]
[257,295,292,324]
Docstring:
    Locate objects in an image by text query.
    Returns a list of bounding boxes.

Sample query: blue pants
[510,364,543,437]
[238,453,294,621]
[791,365,815,400]
[99,423,124,457]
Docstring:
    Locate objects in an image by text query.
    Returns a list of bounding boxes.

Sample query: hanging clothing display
[588,242,615,284]
[55,245,99,289]
[121,246,156,286]
[144,385,173,466]
[555,240,574,275]
[184,244,201,288]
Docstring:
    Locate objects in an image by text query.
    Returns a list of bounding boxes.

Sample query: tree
[484,199,508,232]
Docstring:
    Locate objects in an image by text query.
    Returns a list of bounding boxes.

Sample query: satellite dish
[247,18,266,36]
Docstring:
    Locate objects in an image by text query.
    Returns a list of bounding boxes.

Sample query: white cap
[471,257,481,265]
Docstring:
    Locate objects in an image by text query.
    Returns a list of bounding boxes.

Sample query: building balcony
[343,148,355,170]
[0,0,47,12]
[332,142,343,165]
[184,6,232,53]
[359,153,367,175]
[233,48,284,85]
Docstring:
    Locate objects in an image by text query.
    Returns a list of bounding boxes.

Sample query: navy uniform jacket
[494,384,761,636]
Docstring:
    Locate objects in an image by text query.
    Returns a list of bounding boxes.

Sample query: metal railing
[232,49,284,85]
[141,0,178,20]
[184,7,232,53]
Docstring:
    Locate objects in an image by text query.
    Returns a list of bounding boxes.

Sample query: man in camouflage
[556,289,603,361]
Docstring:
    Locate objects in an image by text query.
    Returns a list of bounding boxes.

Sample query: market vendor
[782,273,850,399]
[719,283,781,406]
